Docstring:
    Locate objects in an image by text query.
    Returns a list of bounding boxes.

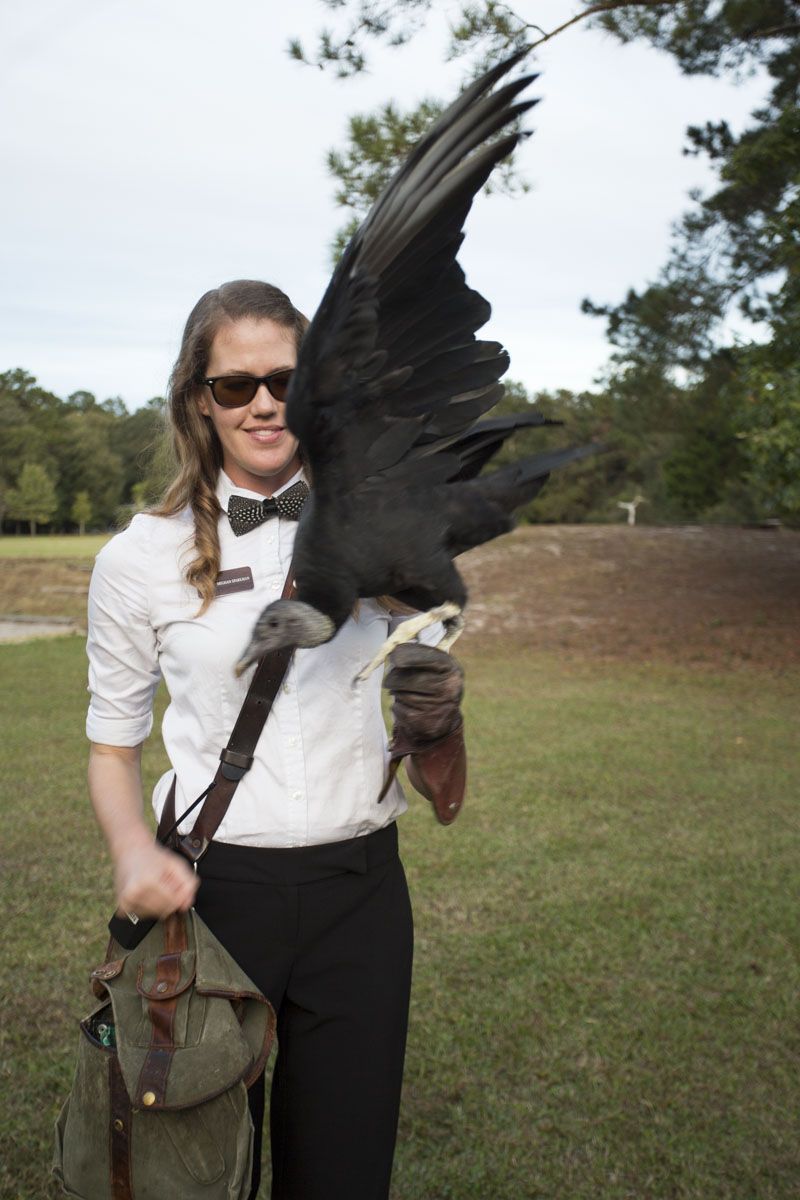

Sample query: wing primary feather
[363,130,529,278]
[366,94,538,258]
[357,52,536,238]
[287,51,542,499]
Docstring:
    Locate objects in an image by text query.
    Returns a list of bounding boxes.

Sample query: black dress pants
[194,821,414,1200]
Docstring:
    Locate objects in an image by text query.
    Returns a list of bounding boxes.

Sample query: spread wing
[284,49,538,496]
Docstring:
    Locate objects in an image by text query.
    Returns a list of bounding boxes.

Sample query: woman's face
[197,317,302,496]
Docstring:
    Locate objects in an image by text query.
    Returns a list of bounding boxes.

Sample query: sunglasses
[203,369,293,408]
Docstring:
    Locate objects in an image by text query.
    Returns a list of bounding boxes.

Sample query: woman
[86,278,467,1200]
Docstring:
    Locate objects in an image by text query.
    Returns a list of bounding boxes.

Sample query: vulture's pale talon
[353,603,463,684]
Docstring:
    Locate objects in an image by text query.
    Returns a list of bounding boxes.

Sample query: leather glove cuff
[407,721,466,825]
[389,720,466,825]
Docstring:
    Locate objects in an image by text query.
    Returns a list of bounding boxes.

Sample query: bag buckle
[219,748,254,781]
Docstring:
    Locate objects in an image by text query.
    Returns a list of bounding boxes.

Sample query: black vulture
[235,49,604,677]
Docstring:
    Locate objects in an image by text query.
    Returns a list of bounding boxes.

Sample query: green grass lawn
[0,534,110,560]
[1,637,798,1199]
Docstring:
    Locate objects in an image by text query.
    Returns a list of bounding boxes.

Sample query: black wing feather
[285,52,540,491]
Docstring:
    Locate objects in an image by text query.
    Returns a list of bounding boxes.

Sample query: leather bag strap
[157,569,296,863]
[133,912,189,1107]
[109,570,297,949]
[108,1053,134,1197]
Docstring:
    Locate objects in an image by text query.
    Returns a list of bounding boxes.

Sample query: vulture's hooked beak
[234,600,336,676]
[234,640,273,678]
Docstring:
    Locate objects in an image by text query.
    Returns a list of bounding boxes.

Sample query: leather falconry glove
[382,643,467,825]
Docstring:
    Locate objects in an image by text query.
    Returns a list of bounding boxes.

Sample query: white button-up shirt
[87,467,433,847]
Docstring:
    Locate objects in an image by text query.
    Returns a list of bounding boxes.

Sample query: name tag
[215,566,254,597]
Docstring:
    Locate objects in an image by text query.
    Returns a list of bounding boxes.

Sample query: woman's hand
[383,643,466,823]
[88,742,198,920]
[383,643,464,750]
[114,836,199,921]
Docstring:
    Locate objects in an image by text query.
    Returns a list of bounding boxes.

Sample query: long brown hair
[152,280,309,612]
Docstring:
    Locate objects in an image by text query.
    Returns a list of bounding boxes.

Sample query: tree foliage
[6,462,58,534]
[734,361,800,520]
[0,370,167,534]
[582,0,799,518]
[71,490,92,536]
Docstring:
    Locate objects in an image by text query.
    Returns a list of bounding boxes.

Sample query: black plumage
[236,50,604,671]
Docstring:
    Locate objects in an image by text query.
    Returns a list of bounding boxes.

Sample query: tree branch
[479,0,546,36]
[742,23,800,39]
[527,0,681,52]
[289,1,434,75]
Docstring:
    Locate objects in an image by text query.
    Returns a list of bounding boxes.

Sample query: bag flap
[97,910,275,1109]
[137,950,196,1000]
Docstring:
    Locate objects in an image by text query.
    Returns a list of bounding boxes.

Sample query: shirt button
[288,736,298,747]
[283,683,291,694]
[292,791,302,801]
[270,582,279,593]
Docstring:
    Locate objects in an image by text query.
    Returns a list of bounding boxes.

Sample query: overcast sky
[1,0,769,409]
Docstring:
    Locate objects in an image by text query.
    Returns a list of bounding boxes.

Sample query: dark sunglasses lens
[213,377,258,407]
[267,370,292,402]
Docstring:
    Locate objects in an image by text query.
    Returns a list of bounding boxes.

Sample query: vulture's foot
[353,603,463,684]
[437,610,465,653]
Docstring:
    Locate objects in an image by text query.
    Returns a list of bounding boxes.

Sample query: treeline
[480,370,795,528]
[1,362,793,536]
[0,370,167,534]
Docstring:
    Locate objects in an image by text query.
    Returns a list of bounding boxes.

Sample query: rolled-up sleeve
[86,518,161,746]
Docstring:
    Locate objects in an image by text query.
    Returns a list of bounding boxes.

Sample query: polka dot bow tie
[227,481,309,536]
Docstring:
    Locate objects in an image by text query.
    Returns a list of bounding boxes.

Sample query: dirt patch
[456,525,800,674]
[0,559,91,627]
[1,528,798,670]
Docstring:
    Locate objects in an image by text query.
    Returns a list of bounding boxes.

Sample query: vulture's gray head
[234,600,336,676]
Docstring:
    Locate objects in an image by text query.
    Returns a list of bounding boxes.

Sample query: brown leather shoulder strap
[158,570,296,863]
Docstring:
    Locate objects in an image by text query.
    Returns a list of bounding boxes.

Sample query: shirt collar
[216,465,308,512]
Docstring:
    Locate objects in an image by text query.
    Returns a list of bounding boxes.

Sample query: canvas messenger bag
[53,574,296,1198]
[53,910,275,1199]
